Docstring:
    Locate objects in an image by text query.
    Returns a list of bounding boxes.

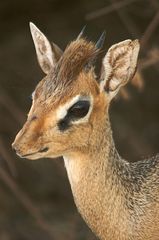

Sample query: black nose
[12,142,21,155]
[12,142,17,152]
[39,147,49,153]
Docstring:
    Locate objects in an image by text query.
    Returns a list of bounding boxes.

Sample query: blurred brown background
[0,0,159,239]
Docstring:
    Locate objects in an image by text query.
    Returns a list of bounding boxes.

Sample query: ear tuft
[100,39,140,99]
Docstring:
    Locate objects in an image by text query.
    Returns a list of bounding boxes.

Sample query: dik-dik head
[12,23,140,160]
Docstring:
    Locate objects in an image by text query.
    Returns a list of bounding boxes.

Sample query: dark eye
[58,100,90,131]
[68,100,90,120]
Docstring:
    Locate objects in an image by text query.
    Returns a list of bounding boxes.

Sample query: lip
[19,147,49,158]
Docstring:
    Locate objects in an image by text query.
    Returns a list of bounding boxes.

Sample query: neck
[63,117,132,240]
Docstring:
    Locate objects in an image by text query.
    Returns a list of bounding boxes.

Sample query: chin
[18,153,44,160]
[25,155,43,160]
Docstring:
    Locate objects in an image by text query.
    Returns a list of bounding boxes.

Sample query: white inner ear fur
[56,94,93,124]
[100,39,140,99]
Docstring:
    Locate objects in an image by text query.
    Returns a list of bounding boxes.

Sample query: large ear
[100,39,140,100]
[29,22,63,74]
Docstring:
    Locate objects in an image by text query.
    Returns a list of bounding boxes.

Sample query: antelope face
[12,23,140,160]
[12,72,101,160]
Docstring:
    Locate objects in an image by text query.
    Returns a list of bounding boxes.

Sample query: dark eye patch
[58,100,90,131]
[58,118,70,131]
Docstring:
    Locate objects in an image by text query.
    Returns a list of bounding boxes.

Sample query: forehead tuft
[34,38,98,102]
[57,38,97,82]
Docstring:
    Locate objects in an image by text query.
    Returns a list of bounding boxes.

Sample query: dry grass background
[0,0,159,239]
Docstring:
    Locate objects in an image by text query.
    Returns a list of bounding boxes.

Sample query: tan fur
[12,24,159,240]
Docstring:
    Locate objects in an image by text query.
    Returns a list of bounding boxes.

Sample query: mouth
[19,147,49,158]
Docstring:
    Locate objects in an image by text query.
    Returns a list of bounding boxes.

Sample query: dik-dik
[12,23,159,240]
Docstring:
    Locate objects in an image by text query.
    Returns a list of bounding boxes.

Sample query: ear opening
[100,39,140,100]
[30,22,63,74]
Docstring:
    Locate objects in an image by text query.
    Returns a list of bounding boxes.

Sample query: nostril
[39,147,49,153]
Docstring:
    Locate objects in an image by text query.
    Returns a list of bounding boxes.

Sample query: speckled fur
[64,117,159,240]
[12,30,159,240]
